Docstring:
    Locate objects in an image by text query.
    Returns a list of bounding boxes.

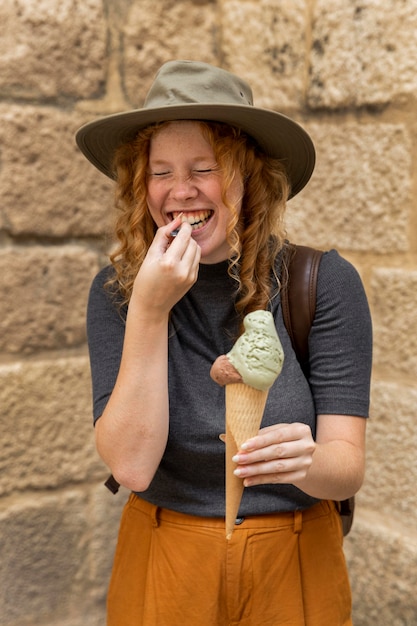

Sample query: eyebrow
[149,155,216,165]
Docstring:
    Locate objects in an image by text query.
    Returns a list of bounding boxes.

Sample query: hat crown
[143,60,254,109]
[75,60,315,197]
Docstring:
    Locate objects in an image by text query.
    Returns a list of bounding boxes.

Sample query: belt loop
[151,504,160,528]
[293,509,302,534]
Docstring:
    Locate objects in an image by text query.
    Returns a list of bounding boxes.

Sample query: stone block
[122,0,218,107]
[286,123,411,252]
[371,269,417,378]
[309,0,417,108]
[27,484,129,626]
[0,0,106,100]
[344,513,417,625]
[89,484,130,603]
[0,104,114,238]
[358,381,417,528]
[0,491,95,625]
[221,0,308,109]
[0,357,105,496]
[0,246,99,354]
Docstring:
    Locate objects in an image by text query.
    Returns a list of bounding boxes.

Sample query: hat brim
[75,103,315,198]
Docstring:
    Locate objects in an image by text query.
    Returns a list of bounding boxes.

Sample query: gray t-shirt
[87,249,372,516]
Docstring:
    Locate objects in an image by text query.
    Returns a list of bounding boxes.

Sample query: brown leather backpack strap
[105,474,120,494]
[339,496,355,536]
[281,244,323,376]
[281,244,355,536]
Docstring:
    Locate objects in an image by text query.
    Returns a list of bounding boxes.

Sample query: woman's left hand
[232,423,316,487]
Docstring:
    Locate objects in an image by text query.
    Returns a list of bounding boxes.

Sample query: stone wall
[1,1,416,624]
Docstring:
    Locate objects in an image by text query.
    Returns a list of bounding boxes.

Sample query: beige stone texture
[0,491,91,624]
[122,0,219,107]
[371,269,417,379]
[0,0,106,100]
[0,357,104,495]
[0,486,127,626]
[0,246,99,354]
[286,122,411,251]
[344,514,417,625]
[359,381,417,527]
[0,0,416,623]
[221,0,308,109]
[89,484,130,605]
[0,104,114,238]
[309,0,417,108]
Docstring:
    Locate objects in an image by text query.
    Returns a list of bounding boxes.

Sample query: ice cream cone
[225,382,268,539]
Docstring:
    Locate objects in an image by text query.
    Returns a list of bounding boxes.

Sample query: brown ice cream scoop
[210,355,243,386]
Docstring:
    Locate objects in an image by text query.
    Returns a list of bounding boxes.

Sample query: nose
[170,174,198,201]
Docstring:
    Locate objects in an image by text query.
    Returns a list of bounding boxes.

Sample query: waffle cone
[225,383,268,539]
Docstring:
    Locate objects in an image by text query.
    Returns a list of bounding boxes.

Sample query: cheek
[146,181,163,206]
[146,182,158,206]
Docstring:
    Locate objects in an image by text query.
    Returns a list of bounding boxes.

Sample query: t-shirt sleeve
[86,266,126,423]
[307,249,373,417]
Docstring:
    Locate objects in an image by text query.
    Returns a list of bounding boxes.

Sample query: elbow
[340,461,366,500]
[351,469,365,497]
[353,452,367,494]
[111,463,157,493]
[94,418,164,492]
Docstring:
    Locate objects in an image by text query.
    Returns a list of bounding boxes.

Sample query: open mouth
[171,210,213,231]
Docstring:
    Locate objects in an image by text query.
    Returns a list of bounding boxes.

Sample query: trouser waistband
[128,494,335,534]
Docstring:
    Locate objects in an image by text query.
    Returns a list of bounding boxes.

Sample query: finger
[184,236,202,273]
[235,455,304,477]
[233,442,289,465]
[164,221,194,258]
[167,213,185,238]
[167,229,201,286]
[242,469,308,488]
[149,215,186,255]
[238,425,288,453]
[240,423,311,453]
[236,457,313,487]
[169,212,184,238]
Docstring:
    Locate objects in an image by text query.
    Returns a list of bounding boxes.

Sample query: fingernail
[232,454,239,462]
[170,212,184,237]
[233,468,242,476]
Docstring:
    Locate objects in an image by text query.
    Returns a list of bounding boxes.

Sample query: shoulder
[314,249,372,339]
[87,265,125,323]
[89,264,116,294]
[319,248,360,277]
[88,265,120,306]
[317,249,369,306]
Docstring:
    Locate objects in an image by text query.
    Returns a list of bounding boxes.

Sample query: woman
[76,60,372,625]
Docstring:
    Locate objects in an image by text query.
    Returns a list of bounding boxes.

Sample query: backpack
[105,243,355,536]
[281,244,354,536]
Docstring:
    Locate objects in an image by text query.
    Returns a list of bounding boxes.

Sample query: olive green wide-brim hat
[76,60,315,198]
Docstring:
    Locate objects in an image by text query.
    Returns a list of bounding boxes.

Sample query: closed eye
[194,167,219,174]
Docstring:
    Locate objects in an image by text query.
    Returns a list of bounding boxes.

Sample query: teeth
[172,211,211,229]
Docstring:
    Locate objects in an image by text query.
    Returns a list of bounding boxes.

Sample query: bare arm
[95,219,201,491]
[232,414,366,501]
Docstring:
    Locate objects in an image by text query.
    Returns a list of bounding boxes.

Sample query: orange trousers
[107,494,352,626]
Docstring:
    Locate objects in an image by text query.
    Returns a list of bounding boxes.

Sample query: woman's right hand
[132,216,201,316]
[95,216,200,491]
